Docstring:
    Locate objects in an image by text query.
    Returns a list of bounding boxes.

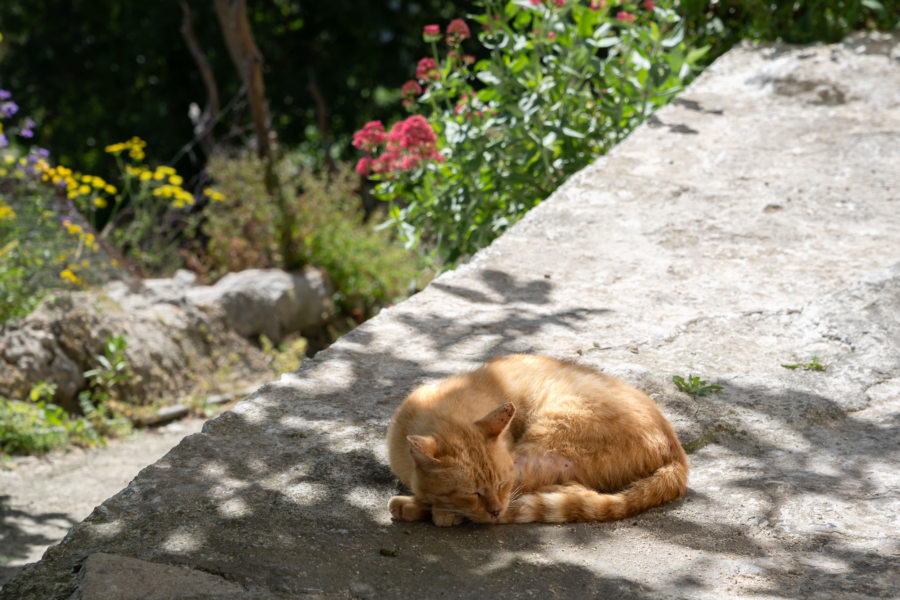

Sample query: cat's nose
[489,509,500,518]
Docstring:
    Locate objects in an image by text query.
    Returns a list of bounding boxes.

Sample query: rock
[186,267,333,344]
[0,267,332,407]
[74,553,247,600]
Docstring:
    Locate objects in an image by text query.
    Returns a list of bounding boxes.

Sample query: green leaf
[686,45,711,65]
[476,88,497,103]
[541,131,557,148]
[593,36,620,49]
[661,23,685,49]
[862,0,884,10]
[561,127,586,139]
[476,70,501,86]
[509,55,530,73]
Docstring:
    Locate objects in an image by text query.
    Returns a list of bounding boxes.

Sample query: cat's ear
[475,402,515,439]
[407,435,439,469]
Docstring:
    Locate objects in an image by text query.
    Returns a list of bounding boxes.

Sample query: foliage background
[1,0,893,183]
[0,0,463,180]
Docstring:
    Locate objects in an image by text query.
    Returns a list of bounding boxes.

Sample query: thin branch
[179,0,220,155]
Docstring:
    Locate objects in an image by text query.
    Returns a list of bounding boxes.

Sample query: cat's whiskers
[509,484,525,504]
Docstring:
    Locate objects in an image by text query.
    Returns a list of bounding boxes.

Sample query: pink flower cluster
[353,116,444,176]
[416,57,439,81]
[401,80,423,109]
[445,18,471,47]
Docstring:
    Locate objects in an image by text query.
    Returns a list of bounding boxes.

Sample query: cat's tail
[500,460,688,523]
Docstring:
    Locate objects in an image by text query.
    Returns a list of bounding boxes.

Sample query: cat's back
[481,354,652,413]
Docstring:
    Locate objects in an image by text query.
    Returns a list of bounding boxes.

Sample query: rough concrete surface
[0,418,206,588]
[3,33,899,599]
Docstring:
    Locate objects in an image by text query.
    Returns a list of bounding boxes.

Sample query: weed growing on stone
[78,334,135,439]
[672,374,723,396]
[781,356,826,371]
[681,423,736,454]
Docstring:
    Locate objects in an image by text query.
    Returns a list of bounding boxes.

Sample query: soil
[0,416,207,589]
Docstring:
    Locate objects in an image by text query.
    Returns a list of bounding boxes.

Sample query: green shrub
[198,154,422,316]
[0,382,102,455]
[356,0,708,267]
[0,176,117,324]
[680,0,899,59]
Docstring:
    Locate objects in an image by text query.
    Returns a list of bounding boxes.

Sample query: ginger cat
[386,355,688,526]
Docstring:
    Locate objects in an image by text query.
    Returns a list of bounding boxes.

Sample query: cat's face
[407,403,517,523]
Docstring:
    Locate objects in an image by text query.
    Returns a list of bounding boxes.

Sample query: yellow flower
[203,188,225,202]
[104,184,117,194]
[139,171,152,181]
[105,142,127,154]
[60,268,81,285]
[93,196,107,208]
[0,201,16,221]
[63,221,83,235]
[91,176,105,188]
[168,174,183,186]
[78,184,90,195]
[0,168,7,177]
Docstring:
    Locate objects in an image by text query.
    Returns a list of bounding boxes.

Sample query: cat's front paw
[389,495,428,521]
[432,509,464,527]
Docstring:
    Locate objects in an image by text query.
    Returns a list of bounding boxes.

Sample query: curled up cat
[386,354,688,526]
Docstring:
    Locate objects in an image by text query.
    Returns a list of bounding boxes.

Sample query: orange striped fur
[386,355,688,526]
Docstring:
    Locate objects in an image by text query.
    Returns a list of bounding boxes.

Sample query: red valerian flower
[617,11,636,23]
[352,120,386,151]
[446,19,471,47]
[529,0,541,5]
[401,80,423,99]
[589,0,607,10]
[355,156,374,176]
[554,0,565,7]
[354,115,443,176]
[644,0,656,10]
[416,57,439,81]
[401,80,423,109]
[423,24,441,42]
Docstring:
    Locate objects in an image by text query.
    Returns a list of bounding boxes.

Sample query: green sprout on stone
[672,375,723,397]
[781,356,826,371]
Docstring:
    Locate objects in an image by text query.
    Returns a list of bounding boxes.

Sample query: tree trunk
[212,0,274,163]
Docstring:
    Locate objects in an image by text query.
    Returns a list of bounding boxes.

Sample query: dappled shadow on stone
[4,258,897,598]
[648,381,899,598]
[431,268,553,306]
[0,274,645,599]
[0,496,78,588]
